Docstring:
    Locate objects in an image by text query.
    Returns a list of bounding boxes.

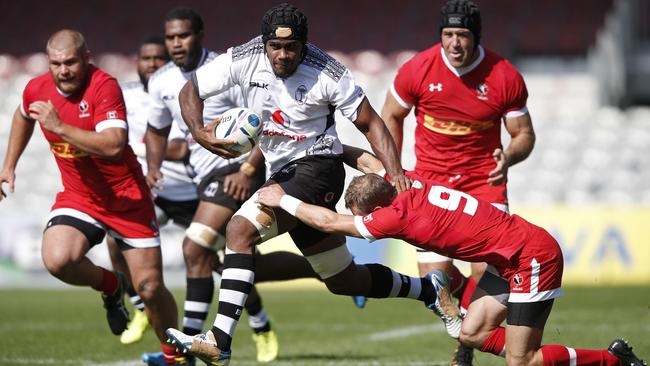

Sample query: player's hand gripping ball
[214,107,262,154]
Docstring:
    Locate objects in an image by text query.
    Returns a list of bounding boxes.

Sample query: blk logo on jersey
[429,83,443,92]
[250,81,269,90]
[363,214,373,222]
[476,83,489,100]
[79,100,90,118]
[106,110,118,119]
[295,85,307,105]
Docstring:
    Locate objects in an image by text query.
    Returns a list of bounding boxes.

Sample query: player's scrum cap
[261,3,308,44]
[439,0,482,45]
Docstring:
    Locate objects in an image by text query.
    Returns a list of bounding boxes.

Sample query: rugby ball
[214,107,262,154]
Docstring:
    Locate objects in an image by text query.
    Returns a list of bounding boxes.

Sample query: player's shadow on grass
[280,354,374,361]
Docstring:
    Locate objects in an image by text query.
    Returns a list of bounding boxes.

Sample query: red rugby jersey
[354,173,542,271]
[392,44,528,177]
[21,65,145,205]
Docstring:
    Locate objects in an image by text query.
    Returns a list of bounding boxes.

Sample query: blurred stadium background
[0,0,649,364]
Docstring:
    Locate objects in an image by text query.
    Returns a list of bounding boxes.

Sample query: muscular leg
[459,287,507,355]
[41,225,102,287]
[122,245,177,342]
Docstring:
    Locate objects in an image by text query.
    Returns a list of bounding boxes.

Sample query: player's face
[265,39,303,78]
[137,44,168,85]
[47,47,89,94]
[441,27,478,68]
[164,19,203,71]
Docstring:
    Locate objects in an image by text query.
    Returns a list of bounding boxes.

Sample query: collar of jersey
[440,45,485,77]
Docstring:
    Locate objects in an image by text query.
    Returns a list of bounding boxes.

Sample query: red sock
[91,268,118,296]
[459,277,477,312]
[541,345,621,366]
[161,342,179,364]
[480,326,506,356]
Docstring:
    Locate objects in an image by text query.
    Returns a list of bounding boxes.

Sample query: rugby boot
[142,351,196,366]
[252,329,279,362]
[121,308,149,344]
[608,339,647,366]
[450,343,474,366]
[166,328,231,366]
[102,271,130,335]
[425,270,462,339]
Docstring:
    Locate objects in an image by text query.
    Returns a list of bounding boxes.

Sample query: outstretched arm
[256,184,362,237]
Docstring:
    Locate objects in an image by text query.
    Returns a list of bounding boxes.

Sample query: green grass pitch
[0,285,648,365]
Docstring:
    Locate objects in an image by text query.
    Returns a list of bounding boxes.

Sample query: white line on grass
[366,323,445,341]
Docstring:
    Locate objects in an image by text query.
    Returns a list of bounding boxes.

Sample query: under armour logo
[429,83,443,92]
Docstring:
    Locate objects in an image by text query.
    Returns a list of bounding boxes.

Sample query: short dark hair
[261,3,308,44]
[440,0,482,45]
[165,7,204,34]
[344,174,397,214]
[141,34,165,47]
[138,34,169,60]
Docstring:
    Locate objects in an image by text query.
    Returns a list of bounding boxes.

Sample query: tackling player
[0,30,183,364]
[255,166,646,366]
[381,1,535,363]
[165,3,464,365]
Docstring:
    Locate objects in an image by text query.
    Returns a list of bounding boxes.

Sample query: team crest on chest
[78,100,90,118]
[476,83,489,100]
[294,85,307,105]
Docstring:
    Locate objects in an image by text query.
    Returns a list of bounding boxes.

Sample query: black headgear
[439,0,482,45]
[261,3,308,44]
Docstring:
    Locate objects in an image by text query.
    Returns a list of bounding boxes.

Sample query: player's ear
[196,30,205,43]
[83,50,91,64]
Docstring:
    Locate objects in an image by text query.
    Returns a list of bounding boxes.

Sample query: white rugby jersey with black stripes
[147,48,246,182]
[193,36,366,175]
[121,80,197,201]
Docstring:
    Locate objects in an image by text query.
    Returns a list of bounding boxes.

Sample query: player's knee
[230,196,278,248]
[185,222,225,252]
[182,235,217,276]
[134,274,163,302]
[42,250,83,278]
[225,215,258,253]
[459,323,484,349]
[306,245,354,294]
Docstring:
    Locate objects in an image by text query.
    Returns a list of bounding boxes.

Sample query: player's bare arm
[353,98,410,192]
[223,146,264,201]
[28,101,126,160]
[256,184,361,237]
[487,113,535,185]
[342,144,385,174]
[164,139,189,161]
[179,80,239,159]
[144,123,171,189]
[381,91,412,154]
[0,107,37,201]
